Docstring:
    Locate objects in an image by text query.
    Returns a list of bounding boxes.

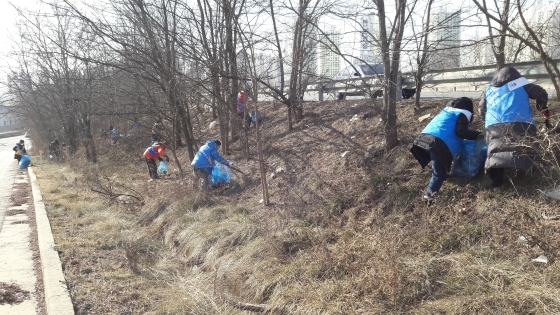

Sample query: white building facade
[358,14,381,65]
[0,107,22,132]
[428,10,461,69]
[319,26,341,79]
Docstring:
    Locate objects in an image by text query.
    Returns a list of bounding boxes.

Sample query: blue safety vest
[421,107,470,157]
[485,77,535,127]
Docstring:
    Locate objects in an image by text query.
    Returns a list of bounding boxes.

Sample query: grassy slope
[33,98,560,314]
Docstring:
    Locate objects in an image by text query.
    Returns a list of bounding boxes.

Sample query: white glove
[227,160,233,167]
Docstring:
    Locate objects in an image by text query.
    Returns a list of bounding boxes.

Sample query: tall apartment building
[428,10,461,69]
[358,14,381,65]
[319,26,341,79]
[302,21,318,80]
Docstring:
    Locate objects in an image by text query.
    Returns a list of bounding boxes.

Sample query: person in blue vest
[191,140,232,190]
[479,66,550,191]
[410,97,482,201]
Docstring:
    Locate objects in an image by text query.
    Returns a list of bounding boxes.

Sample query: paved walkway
[0,161,37,314]
[0,135,74,314]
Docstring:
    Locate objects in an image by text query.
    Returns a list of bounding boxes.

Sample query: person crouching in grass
[410,97,482,202]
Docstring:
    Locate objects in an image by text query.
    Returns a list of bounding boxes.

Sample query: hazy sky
[0,0,18,68]
[0,0,42,69]
[0,0,22,61]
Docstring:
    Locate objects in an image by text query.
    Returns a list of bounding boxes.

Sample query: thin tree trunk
[255,103,269,206]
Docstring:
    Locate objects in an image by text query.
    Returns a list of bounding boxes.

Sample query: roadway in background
[297,88,557,102]
[258,89,487,102]
[298,90,485,102]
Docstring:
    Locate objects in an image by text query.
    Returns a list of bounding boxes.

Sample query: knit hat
[491,67,522,87]
[447,97,474,114]
[215,140,222,146]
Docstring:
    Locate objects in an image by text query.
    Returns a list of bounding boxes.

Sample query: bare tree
[252,0,324,131]
[61,0,202,167]
[409,0,434,111]
[407,6,465,111]
[375,0,411,149]
[233,4,271,205]
[481,0,513,69]
[473,0,560,100]
[9,4,103,161]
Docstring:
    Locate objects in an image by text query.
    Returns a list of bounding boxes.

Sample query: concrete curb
[28,167,74,315]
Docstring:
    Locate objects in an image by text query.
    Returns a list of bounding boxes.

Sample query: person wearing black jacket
[411,97,482,201]
[479,66,550,191]
[13,139,27,163]
[49,139,60,160]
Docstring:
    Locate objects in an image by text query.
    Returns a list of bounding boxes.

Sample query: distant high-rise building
[484,42,495,65]
[302,20,319,81]
[319,27,341,79]
[428,10,461,69]
[270,19,319,88]
[252,52,281,88]
[359,14,381,65]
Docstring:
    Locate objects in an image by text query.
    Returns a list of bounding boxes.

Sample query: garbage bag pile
[250,110,262,124]
[211,161,231,185]
[157,161,168,176]
[19,155,32,170]
[452,139,487,178]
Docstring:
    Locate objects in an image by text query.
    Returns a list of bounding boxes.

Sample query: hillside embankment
[32,98,560,314]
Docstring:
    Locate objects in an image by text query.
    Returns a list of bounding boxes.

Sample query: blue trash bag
[19,155,32,169]
[157,161,168,176]
[250,110,262,124]
[211,161,232,186]
[451,139,488,178]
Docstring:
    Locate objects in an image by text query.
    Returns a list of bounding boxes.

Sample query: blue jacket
[191,141,229,174]
[421,107,471,157]
[484,77,535,128]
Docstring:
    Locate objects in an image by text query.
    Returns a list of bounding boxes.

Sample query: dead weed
[32,97,560,314]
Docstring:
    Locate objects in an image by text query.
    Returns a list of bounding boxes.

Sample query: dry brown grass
[32,98,560,314]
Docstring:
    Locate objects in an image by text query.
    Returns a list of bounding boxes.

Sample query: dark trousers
[487,168,505,187]
[15,155,22,163]
[193,167,210,190]
[426,152,447,196]
[145,158,159,179]
[238,112,252,129]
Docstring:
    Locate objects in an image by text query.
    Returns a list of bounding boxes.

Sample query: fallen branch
[90,189,144,204]
[87,174,145,205]
[541,211,560,220]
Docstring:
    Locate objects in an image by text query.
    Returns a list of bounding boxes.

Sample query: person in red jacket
[237,91,255,130]
[143,141,169,180]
